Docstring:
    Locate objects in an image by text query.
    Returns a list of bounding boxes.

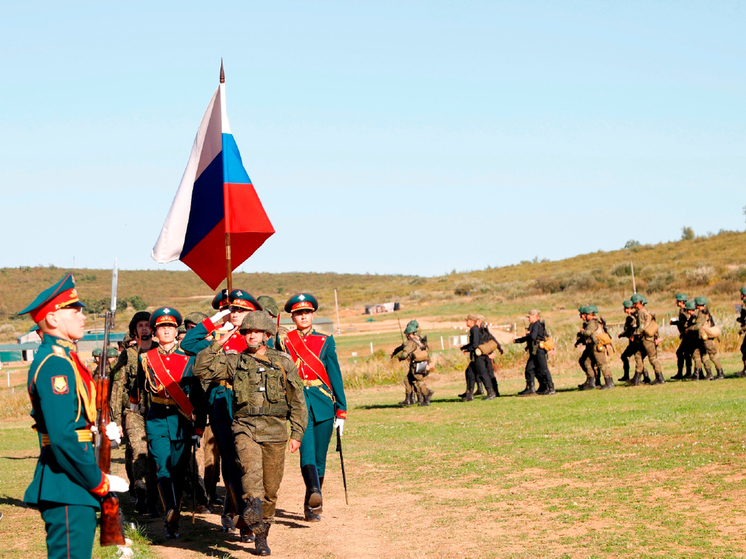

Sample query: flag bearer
[181,289,262,542]
[283,293,348,522]
[131,307,206,539]
[19,273,127,559]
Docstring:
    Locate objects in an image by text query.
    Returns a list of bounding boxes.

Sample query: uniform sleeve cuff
[203,318,216,334]
[90,472,109,497]
[290,430,305,442]
[336,410,347,419]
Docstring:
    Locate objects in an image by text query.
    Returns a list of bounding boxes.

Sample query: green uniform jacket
[581,318,603,344]
[25,335,107,509]
[194,343,307,442]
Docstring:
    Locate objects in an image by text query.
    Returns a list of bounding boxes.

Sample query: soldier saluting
[19,273,127,559]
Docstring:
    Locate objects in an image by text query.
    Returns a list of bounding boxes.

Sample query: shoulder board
[52,346,66,357]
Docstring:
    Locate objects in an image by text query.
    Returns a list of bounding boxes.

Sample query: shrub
[128,295,147,311]
[624,240,641,250]
[681,226,695,241]
[611,263,632,277]
[685,265,715,286]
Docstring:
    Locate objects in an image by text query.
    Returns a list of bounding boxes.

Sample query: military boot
[629,373,642,386]
[618,368,630,382]
[484,388,497,400]
[642,371,652,384]
[578,377,596,391]
[134,480,148,515]
[651,372,665,385]
[301,465,322,522]
[518,382,537,396]
[671,366,684,380]
[254,524,271,556]
[735,364,746,378]
[715,368,725,380]
[240,527,255,543]
[158,478,180,539]
[420,389,434,405]
[461,390,474,402]
[600,377,614,390]
[540,380,556,395]
[704,369,713,381]
[474,385,485,396]
[398,393,413,406]
[682,370,693,380]
[691,368,702,381]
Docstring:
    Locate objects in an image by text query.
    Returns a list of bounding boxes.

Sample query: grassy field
[3,353,746,557]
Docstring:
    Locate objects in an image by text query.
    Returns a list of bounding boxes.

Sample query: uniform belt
[302,379,324,388]
[42,429,93,446]
[218,380,233,390]
[152,396,177,406]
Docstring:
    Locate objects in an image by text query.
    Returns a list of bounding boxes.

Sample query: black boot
[600,377,614,390]
[484,388,497,400]
[715,368,725,380]
[735,365,746,378]
[539,380,556,395]
[579,377,596,391]
[254,524,271,556]
[240,526,255,543]
[704,368,713,381]
[682,370,693,380]
[474,386,485,396]
[461,390,474,402]
[629,373,642,386]
[618,368,630,382]
[420,389,434,406]
[158,478,180,539]
[134,480,148,515]
[651,372,665,385]
[301,465,322,522]
[671,365,684,380]
[518,382,537,396]
[399,393,413,406]
[642,371,651,384]
[691,368,701,381]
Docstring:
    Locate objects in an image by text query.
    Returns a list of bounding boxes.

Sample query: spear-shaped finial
[220,58,225,83]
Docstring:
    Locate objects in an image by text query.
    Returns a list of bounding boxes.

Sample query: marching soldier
[477,315,502,396]
[194,311,307,556]
[461,314,497,400]
[392,320,434,406]
[131,307,206,539]
[514,309,555,395]
[670,294,692,380]
[579,306,614,390]
[688,296,723,380]
[576,306,597,390]
[19,273,127,559]
[109,311,156,515]
[282,293,347,523]
[180,290,262,541]
[737,287,746,377]
[631,294,665,385]
[618,300,650,383]
[257,295,289,350]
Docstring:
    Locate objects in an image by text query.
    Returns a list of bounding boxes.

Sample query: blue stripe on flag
[180,151,225,259]
[222,134,252,184]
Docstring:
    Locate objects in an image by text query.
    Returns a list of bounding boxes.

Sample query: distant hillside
[2,230,745,339]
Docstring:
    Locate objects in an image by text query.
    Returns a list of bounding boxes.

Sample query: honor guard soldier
[631,294,665,385]
[181,289,262,542]
[670,294,693,380]
[131,307,206,539]
[19,273,127,559]
[109,311,157,515]
[737,287,746,377]
[283,293,347,522]
[194,311,307,556]
[392,320,434,406]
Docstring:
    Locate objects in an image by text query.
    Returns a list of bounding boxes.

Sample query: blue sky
[1,1,744,276]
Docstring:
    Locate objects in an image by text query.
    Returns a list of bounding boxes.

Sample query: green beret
[675,293,688,302]
[239,310,277,336]
[106,348,119,358]
[623,300,633,309]
[92,348,102,357]
[741,286,746,296]
[285,293,318,313]
[404,320,419,334]
[685,300,696,310]
[630,294,643,304]
[184,312,208,326]
[150,307,182,329]
[694,296,707,306]
[256,296,279,317]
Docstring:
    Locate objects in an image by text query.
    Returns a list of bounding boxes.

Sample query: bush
[685,265,715,286]
[611,263,632,277]
[128,295,148,311]
[681,226,695,241]
[624,240,641,250]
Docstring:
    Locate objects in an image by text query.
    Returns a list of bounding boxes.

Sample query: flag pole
[221,59,233,293]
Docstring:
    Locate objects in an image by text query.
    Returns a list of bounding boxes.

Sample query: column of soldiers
[20,274,347,558]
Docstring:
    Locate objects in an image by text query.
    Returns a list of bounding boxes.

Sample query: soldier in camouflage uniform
[670,294,693,380]
[578,306,614,390]
[575,306,596,390]
[687,296,723,380]
[257,296,289,350]
[618,300,648,383]
[194,311,307,556]
[392,320,433,406]
[737,287,746,377]
[631,294,665,385]
[109,311,157,515]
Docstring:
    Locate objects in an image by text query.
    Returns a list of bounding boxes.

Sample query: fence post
[370,341,373,354]
[440,336,444,350]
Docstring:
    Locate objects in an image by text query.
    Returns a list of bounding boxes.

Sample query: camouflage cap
[256,296,279,317]
[239,310,277,336]
[694,296,707,306]
[177,324,187,335]
[184,312,209,326]
[675,293,688,302]
[685,300,696,310]
[466,314,478,321]
[623,300,633,309]
[404,320,419,334]
[630,294,644,304]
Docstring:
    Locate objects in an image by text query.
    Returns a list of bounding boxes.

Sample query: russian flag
[152,67,274,290]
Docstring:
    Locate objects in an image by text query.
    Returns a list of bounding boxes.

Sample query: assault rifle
[95,311,126,546]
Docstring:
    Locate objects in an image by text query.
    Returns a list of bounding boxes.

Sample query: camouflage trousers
[194,425,220,502]
[591,346,611,379]
[123,411,149,489]
[692,339,721,371]
[636,338,662,375]
[579,345,598,379]
[232,424,286,528]
[404,370,429,396]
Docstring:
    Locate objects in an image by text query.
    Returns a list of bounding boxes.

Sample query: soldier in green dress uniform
[131,307,206,538]
[194,311,307,556]
[283,293,348,522]
[20,273,128,559]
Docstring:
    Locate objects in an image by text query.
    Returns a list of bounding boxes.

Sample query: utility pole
[630,261,637,294]
[334,289,341,335]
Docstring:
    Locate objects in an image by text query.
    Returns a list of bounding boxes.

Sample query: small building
[0,342,40,362]
[17,331,41,344]
[76,330,126,354]
[280,317,335,335]
[364,302,400,315]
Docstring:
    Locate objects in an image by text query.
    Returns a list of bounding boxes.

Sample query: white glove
[219,321,234,332]
[192,434,202,448]
[105,422,121,446]
[334,417,345,437]
[106,474,129,493]
[210,309,230,326]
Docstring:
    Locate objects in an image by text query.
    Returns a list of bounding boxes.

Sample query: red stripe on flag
[224,182,275,234]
